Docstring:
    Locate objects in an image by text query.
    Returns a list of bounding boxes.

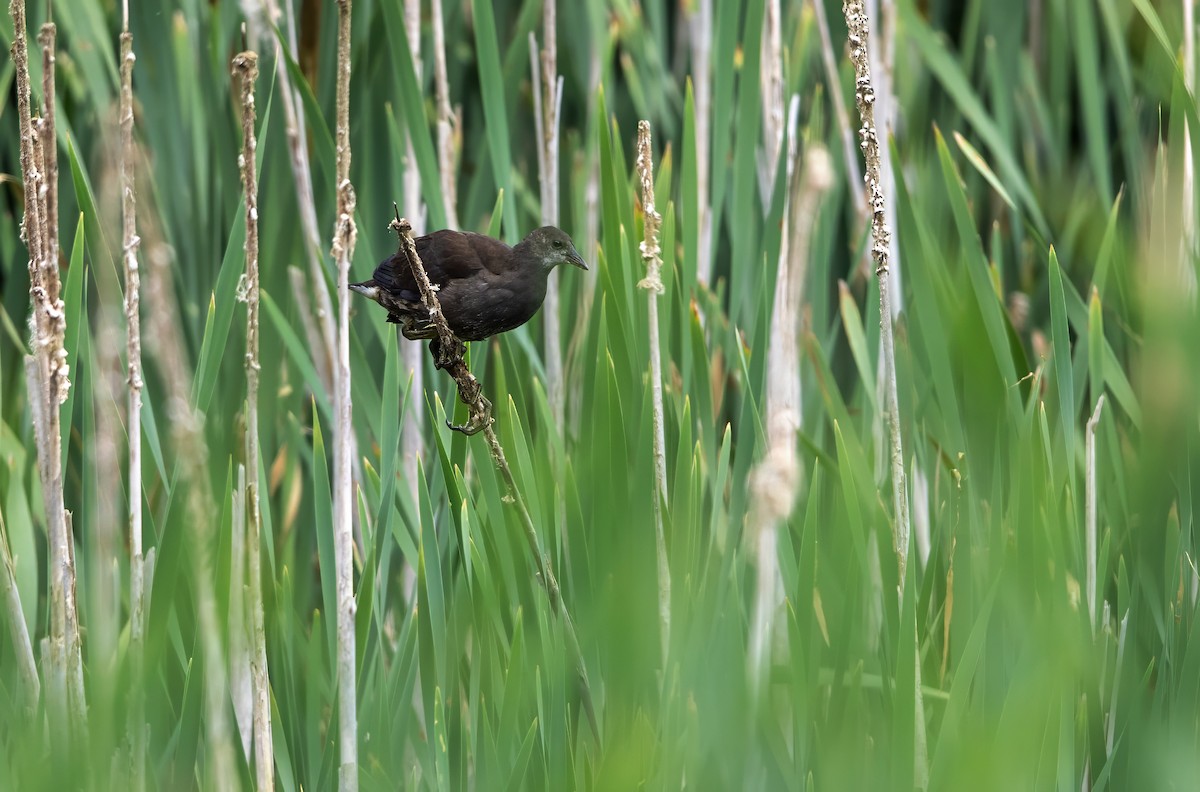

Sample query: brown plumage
[350,226,587,343]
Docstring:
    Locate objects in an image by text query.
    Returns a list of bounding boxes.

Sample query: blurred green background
[2,0,1200,788]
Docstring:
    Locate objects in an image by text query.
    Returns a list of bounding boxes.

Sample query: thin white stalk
[842,2,926,784]
[636,121,672,663]
[534,0,565,426]
[1183,0,1198,298]
[1085,395,1105,636]
[0,510,38,716]
[262,0,336,391]
[759,0,785,204]
[233,49,274,791]
[688,0,713,285]
[811,0,868,225]
[747,100,832,698]
[119,19,148,788]
[332,1,359,787]
[431,0,459,229]
[402,0,426,534]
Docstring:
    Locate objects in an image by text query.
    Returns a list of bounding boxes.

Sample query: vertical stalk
[402,0,426,542]
[688,0,713,284]
[842,2,927,784]
[759,0,784,203]
[746,103,831,698]
[233,48,274,792]
[534,0,565,425]
[431,0,459,229]
[12,0,83,737]
[331,1,359,788]
[118,6,147,785]
[635,121,672,663]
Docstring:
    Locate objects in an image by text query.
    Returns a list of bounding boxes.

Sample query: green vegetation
[1,0,1199,788]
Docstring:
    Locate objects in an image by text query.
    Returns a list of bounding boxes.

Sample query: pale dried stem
[809,0,868,224]
[431,0,459,229]
[842,2,926,784]
[534,0,565,426]
[1183,0,1197,298]
[331,2,359,788]
[0,510,38,716]
[233,49,274,791]
[747,103,831,699]
[38,23,58,271]
[1085,395,1106,636]
[390,217,599,740]
[13,0,82,737]
[262,0,336,391]
[402,0,426,499]
[759,0,784,203]
[118,26,148,791]
[635,121,672,663]
[689,0,713,285]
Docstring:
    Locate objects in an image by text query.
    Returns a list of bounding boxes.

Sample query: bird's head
[520,226,589,273]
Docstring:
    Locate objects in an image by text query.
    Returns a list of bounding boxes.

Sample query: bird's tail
[348,280,379,299]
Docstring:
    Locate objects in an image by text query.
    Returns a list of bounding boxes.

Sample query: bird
[350,226,588,348]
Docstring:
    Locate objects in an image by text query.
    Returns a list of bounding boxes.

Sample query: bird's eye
[553,240,564,248]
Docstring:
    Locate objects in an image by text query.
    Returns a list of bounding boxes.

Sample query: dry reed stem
[842,2,927,784]
[635,120,672,663]
[401,0,426,526]
[118,21,149,789]
[431,0,460,229]
[331,1,359,787]
[759,0,784,202]
[232,49,274,791]
[12,0,83,737]
[746,104,832,700]
[262,0,337,391]
[532,0,566,426]
[389,216,600,741]
[688,0,713,285]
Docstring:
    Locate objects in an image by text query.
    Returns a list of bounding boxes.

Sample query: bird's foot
[430,335,468,371]
[447,394,493,436]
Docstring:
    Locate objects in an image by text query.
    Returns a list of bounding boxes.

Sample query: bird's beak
[349,281,379,300]
[567,250,589,271]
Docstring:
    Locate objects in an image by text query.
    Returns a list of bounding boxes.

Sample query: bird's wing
[370,230,511,302]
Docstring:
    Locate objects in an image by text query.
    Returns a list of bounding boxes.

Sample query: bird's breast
[440,275,547,341]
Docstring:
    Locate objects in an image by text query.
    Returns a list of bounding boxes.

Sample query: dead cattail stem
[38,23,58,271]
[746,101,832,698]
[843,2,927,784]
[431,0,459,229]
[261,0,337,391]
[232,48,274,792]
[635,120,672,663]
[12,0,83,737]
[118,20,149,789]
[1182,0,1198,298]
[809,0,868,225]
[688,0,714,285]
[331,1,359,788]
[532,0,567,426]
[389,215,599,741]
[138,176,235,792]
[401,0,427,535]
[759,0,785,203]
